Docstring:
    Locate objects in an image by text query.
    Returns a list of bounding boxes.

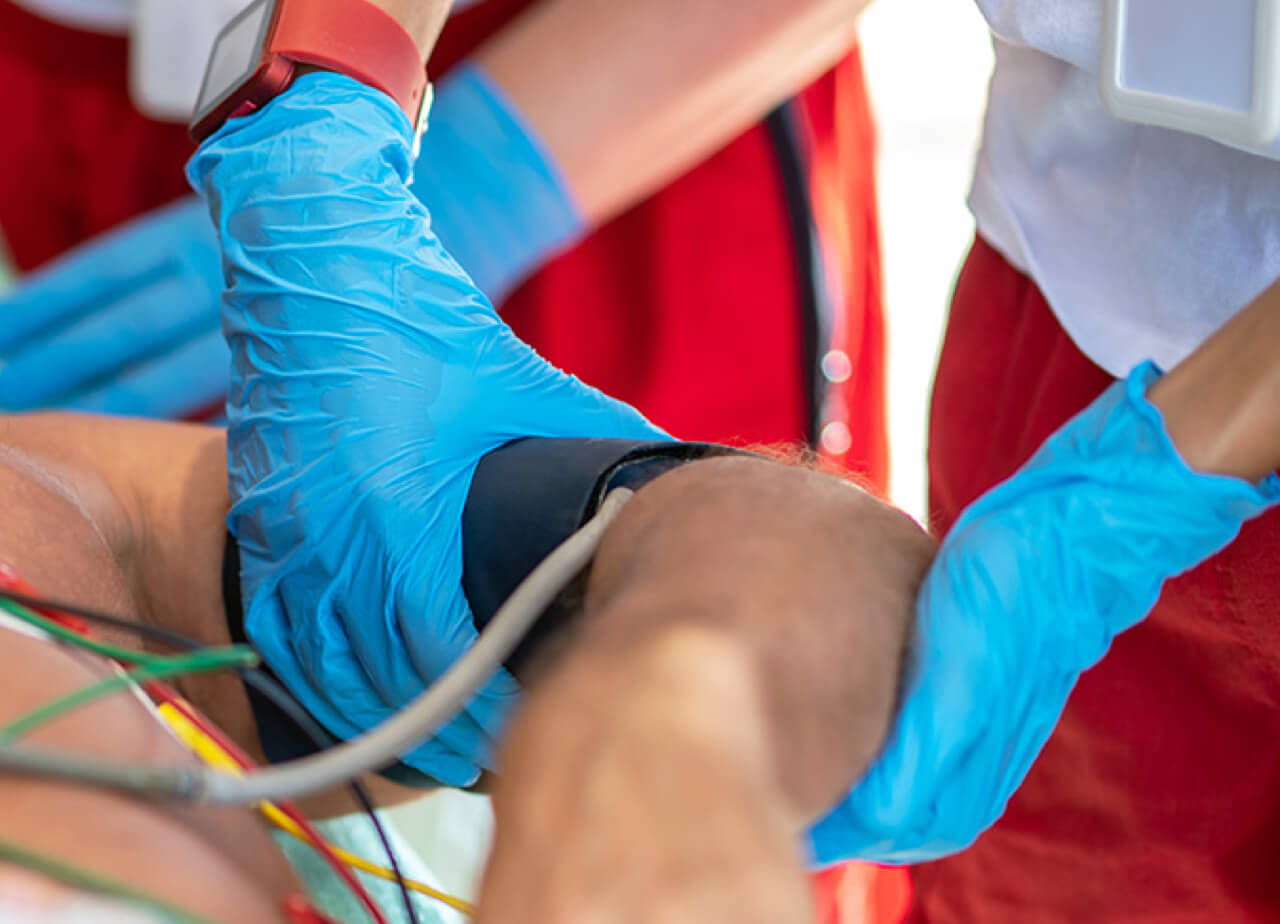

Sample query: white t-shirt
[970,0,1280,377]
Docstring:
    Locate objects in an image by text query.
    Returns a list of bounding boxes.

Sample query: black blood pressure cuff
[461,438,740,673]
[223,437,740,787]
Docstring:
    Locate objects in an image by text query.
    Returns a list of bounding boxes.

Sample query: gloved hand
[188,72,665,786]
[0,63,581,419]
[807,363,1280,865]
[0,199,229,418]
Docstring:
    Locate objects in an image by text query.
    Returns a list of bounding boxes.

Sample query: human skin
[365,0,454,55]
[0,414,427,818]
[1146,279,1280,483]
[477,456,936,924]
[472,279,1280,924]
[0,277,1273,920]
[367,0,866,226]
[474,0,868,224]
[0,413,935,922]
[0,422,299,924]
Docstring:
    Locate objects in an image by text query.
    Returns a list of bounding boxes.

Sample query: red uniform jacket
[0,0,886,488]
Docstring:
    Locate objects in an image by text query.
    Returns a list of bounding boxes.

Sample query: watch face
[192,0,275,124]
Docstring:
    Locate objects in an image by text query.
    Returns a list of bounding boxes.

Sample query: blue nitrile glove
[188,72,667,786]
[410,62,583,304]
[807,363,1280,865]
[0,63,580,418]
[0,199,230,418]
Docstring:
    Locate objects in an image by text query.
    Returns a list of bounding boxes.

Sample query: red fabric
[815,863,912,924]
[0,1,196,271]
[798,50,888,492]
[0,7,890,917]
[0,0,886,479]
[438,2,889,474]
[912,235,1280,923]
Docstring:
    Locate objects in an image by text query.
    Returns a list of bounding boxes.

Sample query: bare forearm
[475,0,867,225]
[366,0,453,56]
[515,456,935,824]
[1148,280,1280,483]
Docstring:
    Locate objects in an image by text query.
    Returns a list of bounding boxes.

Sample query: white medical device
[1102,0,1280,160]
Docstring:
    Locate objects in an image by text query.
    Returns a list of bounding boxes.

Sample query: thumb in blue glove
[0,198,229,418]
[189,73,669,786]
[808,363,1280,865]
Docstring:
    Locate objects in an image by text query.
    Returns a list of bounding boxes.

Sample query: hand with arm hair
[471,282,1280,924]
[475,454,935,924]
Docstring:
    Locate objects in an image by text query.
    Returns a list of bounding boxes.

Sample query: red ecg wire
[0,564,378,924]
[146,683,389,924]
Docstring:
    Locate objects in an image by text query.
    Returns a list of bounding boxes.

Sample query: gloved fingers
[334,588,506,770]
[399,731,488,788]
[818,499,1144,866]
[810,371,1280,867]
[198,77,660,787]
[811,540,1033,864]
[455,663,522,758]
[248,578,488,788]
[0,272,223,411]
[61,329,230,419]
[404,709,498,783]
[412,661,520,772]
[405,609,531,770]
[0,197,214,353]
[277,570,498,783]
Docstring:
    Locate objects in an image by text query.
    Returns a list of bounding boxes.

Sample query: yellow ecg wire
[156,702,475,917]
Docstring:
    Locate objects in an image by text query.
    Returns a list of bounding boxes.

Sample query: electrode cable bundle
[0,487,631,802]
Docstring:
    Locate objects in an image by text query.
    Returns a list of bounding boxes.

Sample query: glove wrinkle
[808,362,1280,865]
[191,74,667,785]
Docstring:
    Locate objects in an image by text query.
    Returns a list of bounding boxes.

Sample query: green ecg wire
[0,598,196,668]
[0,648,259,742]
[0,601,261,921]
[0,835,221,924]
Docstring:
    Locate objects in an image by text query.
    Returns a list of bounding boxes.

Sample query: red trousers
[913,236,1280,923]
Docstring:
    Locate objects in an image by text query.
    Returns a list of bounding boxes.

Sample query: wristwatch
[189,0,431,146]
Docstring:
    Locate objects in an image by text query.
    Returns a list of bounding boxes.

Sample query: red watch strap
[271,0,428,126]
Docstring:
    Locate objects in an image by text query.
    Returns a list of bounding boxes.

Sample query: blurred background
[389,0,996,912]
[865,0,993,521]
